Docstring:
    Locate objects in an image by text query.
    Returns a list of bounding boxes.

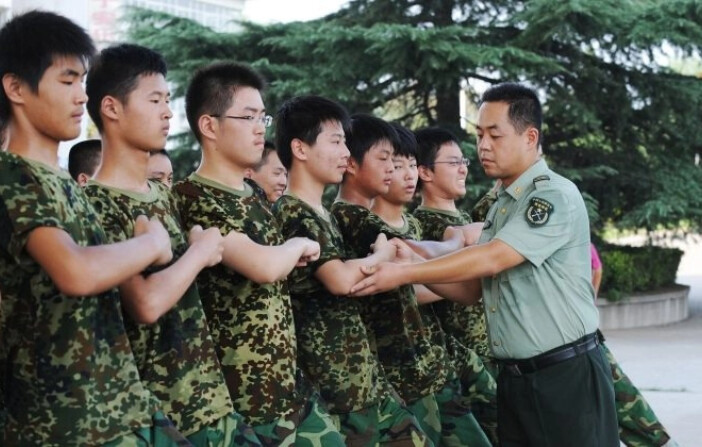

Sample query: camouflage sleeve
[0,163,66,262]
[330,203,379,258]
[406,214,423,241]
[471,190,498,222]
[274,198,345,274]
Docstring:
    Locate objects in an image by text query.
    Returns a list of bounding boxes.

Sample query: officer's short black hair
[86,44,167,132]
[185,62,265,143]
[414,127,460,168]
[68,139,102,181]
[346,114,399,164]
[0,11,95,124]
[275,95,350,170]
[480,83,542,137]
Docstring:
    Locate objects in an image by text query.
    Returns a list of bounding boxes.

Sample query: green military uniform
[478,159,618,446]
[85,180,259,446]
[174,174,342,446]
[413,206,499,445]
[0,152,180,445]
[273,195,430,447]
[332,201,491,447]
[474,186,674,447]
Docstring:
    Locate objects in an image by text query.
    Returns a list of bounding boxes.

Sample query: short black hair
[185,62,265,143]
[151,148,170,159]
[0,11,95,124]
[68,139,102,180]
[275,95,350,170]
[414,127,460,167]
[480,82,542,137]
[346,114,399,164]
[390,122,417,159]
[86,44,167,132]
[253,140,277,172]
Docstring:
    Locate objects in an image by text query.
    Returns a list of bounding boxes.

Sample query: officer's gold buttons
[500,208,506,214]
[490,307,496,313]
[493,340,500,347]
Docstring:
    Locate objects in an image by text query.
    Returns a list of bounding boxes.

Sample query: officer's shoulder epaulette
[532,175,551,190]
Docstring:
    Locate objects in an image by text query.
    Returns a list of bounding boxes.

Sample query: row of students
[0,10,675,447]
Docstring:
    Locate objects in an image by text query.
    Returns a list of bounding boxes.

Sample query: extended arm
[222,231,320,284]
[26,216,172,297]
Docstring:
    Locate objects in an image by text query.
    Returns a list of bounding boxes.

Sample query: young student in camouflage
[84,44,261,446]
[332,116,491,447]
[413,127,499,445]
[0,11,190,446]
[173,62,344,447]
[273,96,432,447]
[68,138,102,186]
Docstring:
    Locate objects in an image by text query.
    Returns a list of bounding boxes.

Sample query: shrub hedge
[599,244,684,302]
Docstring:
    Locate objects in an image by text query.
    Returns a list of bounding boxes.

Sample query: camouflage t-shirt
[272,194,385,413]
[85,180,232,435]
[0,152,154,445]
[174,174,302,426]
[413,206,491,359]
[331,201,450,402]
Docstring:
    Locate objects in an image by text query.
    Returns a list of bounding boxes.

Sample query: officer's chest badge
[525,197,553,226]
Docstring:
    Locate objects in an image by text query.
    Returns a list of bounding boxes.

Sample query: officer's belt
[499,332,600,376]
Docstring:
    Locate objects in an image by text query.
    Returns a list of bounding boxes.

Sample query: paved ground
[603,234,702,446]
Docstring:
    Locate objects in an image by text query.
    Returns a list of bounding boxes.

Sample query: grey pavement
[602,234,702,446]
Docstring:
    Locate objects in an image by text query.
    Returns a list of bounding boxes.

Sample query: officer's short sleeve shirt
[478,159,599,359]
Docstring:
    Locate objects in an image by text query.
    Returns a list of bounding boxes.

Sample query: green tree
[127,0,702,231]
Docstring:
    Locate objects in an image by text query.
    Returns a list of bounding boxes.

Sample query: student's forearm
[317,248,396,296]
[403,237,462,260]
[27,227,164,297]
[414,284,445,304]
[120,247,210,324]
[222,233,309,283]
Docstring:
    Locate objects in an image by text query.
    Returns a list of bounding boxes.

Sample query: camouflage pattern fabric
[335,396,432,446]
[413,206,499,444]
[293,395,345,447]
[470,188,498,223]
[85,180,233,436]
[271,194,387,415]
[174,175,304,427]
[330,201,450,403]
[434,379,492,447]
[0,152,155,445]
[187,412,263,447]
[601,342,672,447]
[104,411,192,447]
[405,394,441,447]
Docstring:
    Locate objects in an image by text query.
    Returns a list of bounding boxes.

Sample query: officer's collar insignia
[525,197,553,226]
[483,219,493,230]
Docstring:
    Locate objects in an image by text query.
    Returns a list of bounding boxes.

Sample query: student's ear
[100,96,121,124]
[2,74,27,105]
[77,173,90,187]
[346,157,359,176]
[244,168,253,179]
[291,138,308,162]
[418,165,434,184]
[198,114,218,141]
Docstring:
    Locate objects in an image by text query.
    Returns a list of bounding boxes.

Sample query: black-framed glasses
[210,114,273,128]
[430,158,470,168]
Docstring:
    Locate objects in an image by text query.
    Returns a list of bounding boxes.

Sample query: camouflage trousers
[333,395,432,446]
[406,393,441,447]
[601,341,672,447]
[103,411,192,447]
[252,394,344,447]
[435,379,493,447]
[456,348,499,445]
[187,412,262,447]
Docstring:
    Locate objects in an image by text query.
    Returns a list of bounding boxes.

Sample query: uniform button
[493,340,500,347]
[500,208,506,214]
[490,307,496,313]
[515,187,521,193]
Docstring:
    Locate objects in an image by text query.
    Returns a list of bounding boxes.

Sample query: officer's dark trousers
[497,345,619,447]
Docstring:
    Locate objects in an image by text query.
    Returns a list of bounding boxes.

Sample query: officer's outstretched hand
[134,214,173,266]
[349,261,404,296]
[188,225,225,267]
